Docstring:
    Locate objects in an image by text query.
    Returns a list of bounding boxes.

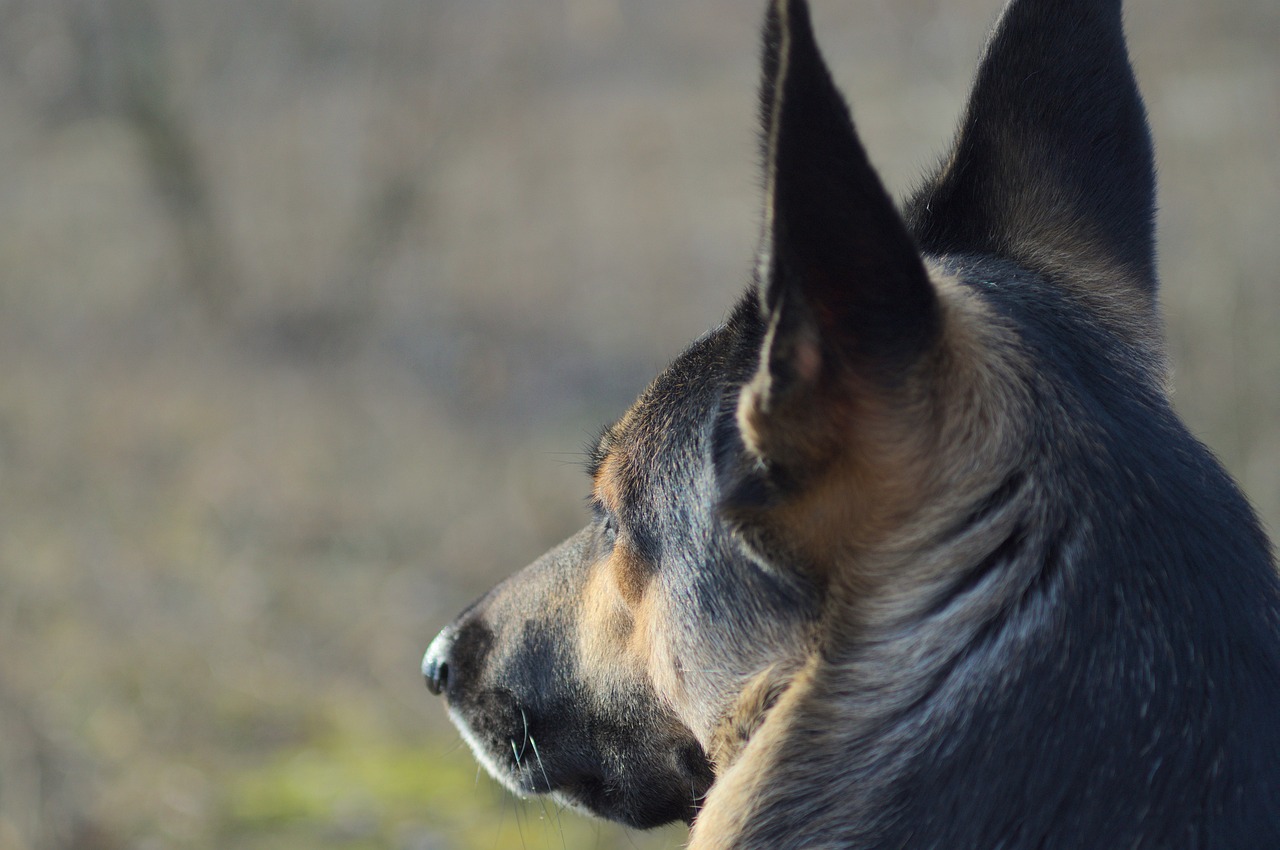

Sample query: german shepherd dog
[423,0,1280,845]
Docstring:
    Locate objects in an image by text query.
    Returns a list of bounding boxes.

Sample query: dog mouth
[426,615,715,828]
[447,697,712,829]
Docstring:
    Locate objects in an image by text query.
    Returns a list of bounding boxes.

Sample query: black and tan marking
[424,0,1280,846]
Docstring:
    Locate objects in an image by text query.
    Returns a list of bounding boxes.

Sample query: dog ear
[727,0,947,545]
[755,0,938,382]
[735,0,939,477]
[906,0,1156,295]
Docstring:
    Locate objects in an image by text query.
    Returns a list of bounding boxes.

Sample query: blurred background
[0,0,1275,847]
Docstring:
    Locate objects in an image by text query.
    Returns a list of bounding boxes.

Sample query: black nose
[422,624,457,696]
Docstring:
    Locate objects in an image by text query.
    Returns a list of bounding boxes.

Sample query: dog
[423,0,1280,845]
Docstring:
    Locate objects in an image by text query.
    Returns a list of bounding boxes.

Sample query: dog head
[421,305,822,826]
[425,0,1167,833]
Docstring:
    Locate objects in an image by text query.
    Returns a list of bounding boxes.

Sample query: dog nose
[423,624,457,696]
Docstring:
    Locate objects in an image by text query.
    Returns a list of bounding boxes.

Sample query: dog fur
[423,0,1280,846]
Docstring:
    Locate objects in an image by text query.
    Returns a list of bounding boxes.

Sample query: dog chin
[551,776,701,830]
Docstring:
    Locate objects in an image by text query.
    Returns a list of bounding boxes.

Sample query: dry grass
[0,0,1275,847]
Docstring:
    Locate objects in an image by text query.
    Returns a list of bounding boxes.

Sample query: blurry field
[0,0,1275,848]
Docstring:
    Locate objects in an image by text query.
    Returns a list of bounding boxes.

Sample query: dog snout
[422,623,457,696]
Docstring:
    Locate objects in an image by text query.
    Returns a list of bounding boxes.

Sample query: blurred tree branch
[96,0,239,321]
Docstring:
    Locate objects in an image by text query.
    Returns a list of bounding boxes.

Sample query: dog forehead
[598,320,749,496]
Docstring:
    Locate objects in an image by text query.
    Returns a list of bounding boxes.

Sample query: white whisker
[528,735,554,794]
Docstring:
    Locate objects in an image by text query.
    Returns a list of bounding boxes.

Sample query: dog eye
[589,496,621,546]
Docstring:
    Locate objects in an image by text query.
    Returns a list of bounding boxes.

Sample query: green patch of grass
[223,732,686,850]
[228,739,466,826]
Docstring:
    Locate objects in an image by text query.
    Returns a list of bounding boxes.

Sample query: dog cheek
[575,556,696,728]
[575,555,649,693]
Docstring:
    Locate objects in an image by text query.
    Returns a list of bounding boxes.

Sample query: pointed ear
[750,0,939,411]
[907,0,1157,295]
[727,0,947,517]
[719,0,944,570]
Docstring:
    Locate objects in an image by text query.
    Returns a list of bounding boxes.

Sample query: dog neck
[690,474,1053,847]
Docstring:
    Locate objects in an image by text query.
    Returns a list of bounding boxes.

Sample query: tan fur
[692,658,821,847]
[707,663,798,772]
[582,448,695,729]
[578,537,654,680]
